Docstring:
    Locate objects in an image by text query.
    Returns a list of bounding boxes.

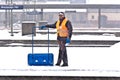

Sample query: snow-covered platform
[0,46,120,77]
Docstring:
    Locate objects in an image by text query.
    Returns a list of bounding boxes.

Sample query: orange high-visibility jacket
[56,18,68,37]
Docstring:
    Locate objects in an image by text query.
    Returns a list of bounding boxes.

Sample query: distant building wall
[88,13,120,21]
[0,9,120,29]
[70,0,86,4]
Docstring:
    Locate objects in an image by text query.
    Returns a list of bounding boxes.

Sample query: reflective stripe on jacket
[56,18,68,37]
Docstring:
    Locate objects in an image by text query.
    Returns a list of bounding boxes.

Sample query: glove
[40,26,46,29]
[66,38,70,45]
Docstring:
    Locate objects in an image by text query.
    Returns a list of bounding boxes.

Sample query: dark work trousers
[57,38,68,65]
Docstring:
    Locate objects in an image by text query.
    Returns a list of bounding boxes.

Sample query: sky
[87,0,120,4]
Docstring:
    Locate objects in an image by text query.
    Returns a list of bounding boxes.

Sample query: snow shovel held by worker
[28,26,54,66]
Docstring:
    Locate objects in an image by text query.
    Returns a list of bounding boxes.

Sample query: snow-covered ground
[0,29,120,77]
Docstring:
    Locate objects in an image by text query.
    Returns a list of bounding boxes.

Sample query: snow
[0,29,120,77]
[1,29,120,41]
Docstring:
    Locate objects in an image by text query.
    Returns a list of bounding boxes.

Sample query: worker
[40,12,73,67]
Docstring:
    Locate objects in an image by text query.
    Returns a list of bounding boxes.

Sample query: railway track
[0,40,119,47]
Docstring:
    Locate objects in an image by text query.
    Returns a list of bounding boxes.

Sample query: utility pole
[5,0,8,28]
[10,0,14,36]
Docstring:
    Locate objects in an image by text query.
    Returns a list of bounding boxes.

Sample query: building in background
[0,0,120,30]
[70,0,86,4]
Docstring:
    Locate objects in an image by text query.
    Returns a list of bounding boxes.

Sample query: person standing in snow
[40,12,73,67]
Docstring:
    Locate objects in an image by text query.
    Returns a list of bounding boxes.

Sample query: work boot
[61,64,68,67]
[55,63,60,66]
